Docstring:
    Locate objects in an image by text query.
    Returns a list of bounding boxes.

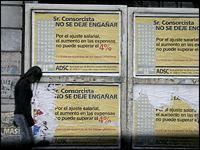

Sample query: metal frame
[25,3,127,149]
[128,7,199,149]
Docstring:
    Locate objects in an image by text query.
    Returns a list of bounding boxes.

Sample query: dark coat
[14,78,34,127]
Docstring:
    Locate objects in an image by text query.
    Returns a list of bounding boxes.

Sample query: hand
[13,121,18,127]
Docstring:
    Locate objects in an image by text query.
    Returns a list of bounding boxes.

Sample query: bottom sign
[33,83,120,147]
[133,84,199,147]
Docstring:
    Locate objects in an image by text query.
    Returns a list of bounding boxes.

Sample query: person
[14,66,42,148]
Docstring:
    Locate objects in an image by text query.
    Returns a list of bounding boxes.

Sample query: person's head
[17,66,43,85]
[26,66,43,83]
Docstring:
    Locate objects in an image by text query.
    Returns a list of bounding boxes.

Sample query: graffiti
[34,109,44,117]
[1,52,21,75]
[1,127,20,135]
[40,121,48,140]
[1,76,19,98]
[33,84,58,143]
[34,125,41,136]
[33,109,49,140]
[1,113,20,135]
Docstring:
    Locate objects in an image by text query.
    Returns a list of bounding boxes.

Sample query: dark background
[38,0,199,8]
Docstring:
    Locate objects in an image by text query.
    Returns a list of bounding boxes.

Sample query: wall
[1,1,23,147]
[1,1,37,147]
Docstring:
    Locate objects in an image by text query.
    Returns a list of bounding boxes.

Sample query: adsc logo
[56,65,69,70]
[156,69,169,74]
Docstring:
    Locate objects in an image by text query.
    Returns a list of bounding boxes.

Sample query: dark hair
[16,66,42,86]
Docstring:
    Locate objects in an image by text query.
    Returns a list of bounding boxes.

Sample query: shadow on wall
[1,135,199,148]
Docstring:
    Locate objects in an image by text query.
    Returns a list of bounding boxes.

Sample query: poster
[1,76,19,98]
[1,112,20,136]
[134,14,199,77]
[32,10,121,75]
[32,83,120,147]
[133,84,199,147]
[1,112,21,147]
[1,52,21,75]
